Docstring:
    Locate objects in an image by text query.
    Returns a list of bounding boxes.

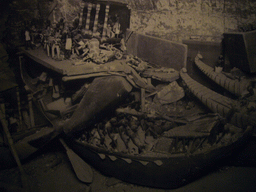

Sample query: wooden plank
[20,47,126,76]
[20,47,67,74]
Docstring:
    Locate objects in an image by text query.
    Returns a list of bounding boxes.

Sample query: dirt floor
[1,137,256,192]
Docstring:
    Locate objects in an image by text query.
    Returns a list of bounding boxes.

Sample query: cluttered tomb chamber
[1,0,256,189]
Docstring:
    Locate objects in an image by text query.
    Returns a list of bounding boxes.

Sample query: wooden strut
[93,4,101,36]
[85,3,93,33]
[52,9,56,24]
[0,108,30,191]
[47,0,58,20]
[78,2,85,28]
[28,93,35,128]
[141,88,145,112]
[102,4,110,40]
[16,87,23,131]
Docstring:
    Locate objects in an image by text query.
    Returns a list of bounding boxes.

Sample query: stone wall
[1,0,256,45]
[126,0,256,42]
[50,0,256,42]
[51,0,256,42]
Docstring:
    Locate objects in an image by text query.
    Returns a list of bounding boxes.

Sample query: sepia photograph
[0,0,256,191]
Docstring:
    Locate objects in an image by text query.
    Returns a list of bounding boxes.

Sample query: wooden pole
[101,4,110,40]
[53,8,56,24]
[16,87,23,132]
[93,4,101,36]
[141,88,145,112]
[0,108,30,191]
[0,102,5,120]
[79,2,85,28]
[85,3,93,33]
[28,94,35,128]
[147,78,151,85]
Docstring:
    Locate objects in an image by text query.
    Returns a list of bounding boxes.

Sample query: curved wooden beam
[194,54,251,97]
[180,68,256,129]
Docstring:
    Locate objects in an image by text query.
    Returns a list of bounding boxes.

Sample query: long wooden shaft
[28,94,35,127]
[79,2,85,28]
[0,108,28,189]
[53,9,56,24]
[0,103,5,119]
[0,109,23,168]
[93,4,101,36]
[102,4,110,39]
[141,88,145,112]
[85,3,93,31]
[16,87,22,131]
